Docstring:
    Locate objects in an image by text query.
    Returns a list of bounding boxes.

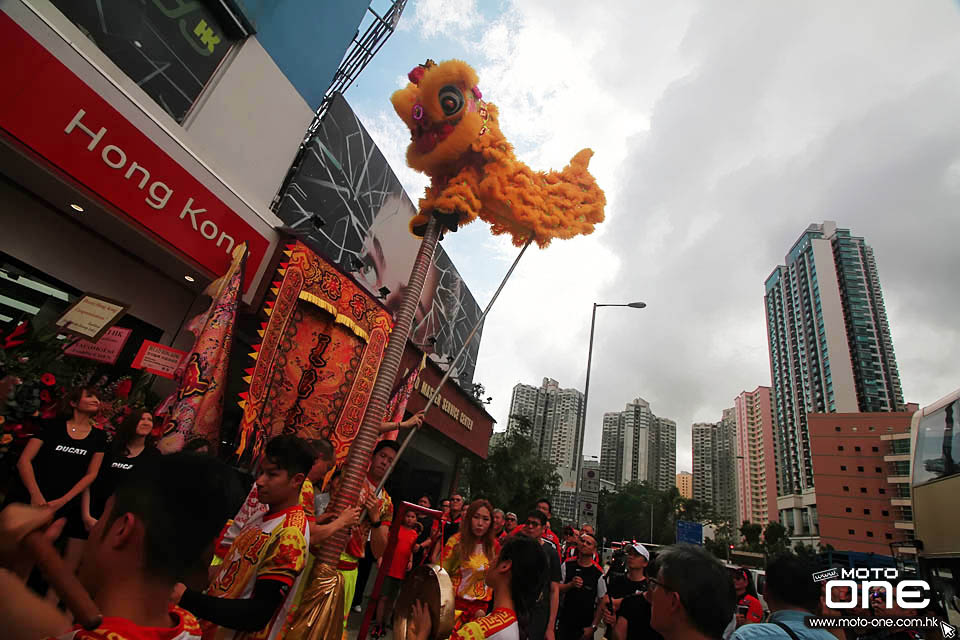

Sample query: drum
[393,564,455,640]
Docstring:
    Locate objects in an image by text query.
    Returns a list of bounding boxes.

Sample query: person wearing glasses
[519,510,562,640]
[643,544,736,640]
[602,543,660,640]
[500,512,518,541]
[442,494,466,545]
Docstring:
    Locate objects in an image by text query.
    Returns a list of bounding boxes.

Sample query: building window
[864,509,871,515]
[885,533,893,540]
[843,486,850,492]
[848,529,855,535]
[835,426,842,432]
[879,488,886,495]
[872,446,879,452]
[882,510,889,516]
[841,465,847,471]
[860,487,867,493]
[845,507,853,513]
[867,531,874,537]
[855,446,862,452]
[47,1,240,123]
[876,467,882,473]
[858,466,864,472]
[838,445,845,451]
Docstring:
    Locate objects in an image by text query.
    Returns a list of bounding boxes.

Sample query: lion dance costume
[391,59,605,246]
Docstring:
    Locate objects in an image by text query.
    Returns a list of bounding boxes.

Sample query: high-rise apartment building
[691,411,739,527]
[600,398,651,487]
[765,221,904,542]
[649,416,678,492]
[601,398,675,491]
[692,423,715,506]
[676,471,693,499]
[734,387,778,526]
[507,378,585,522]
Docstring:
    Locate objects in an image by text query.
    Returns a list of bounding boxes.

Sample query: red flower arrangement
[40,373,56,386]
[115,378,133,398]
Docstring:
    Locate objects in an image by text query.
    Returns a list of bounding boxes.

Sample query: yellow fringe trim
[297,291,370,342]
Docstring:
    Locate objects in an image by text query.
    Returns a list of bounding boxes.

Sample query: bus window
[913,400,960,486]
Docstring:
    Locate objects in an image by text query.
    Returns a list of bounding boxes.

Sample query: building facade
[507,378,585,522]
[649,416,678,492]
[676,471,693,499]
[600,397,675,491]
[600,397,651,487]
[1,1,496,501]
[765,221,905,543]
[734,386,778,526]
[691,412,739,527]
[808,409,917,555]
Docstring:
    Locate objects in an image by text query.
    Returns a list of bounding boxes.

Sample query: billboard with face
[275,93,483,389]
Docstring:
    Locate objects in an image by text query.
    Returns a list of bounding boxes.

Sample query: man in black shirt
[520,510,561,640]
[603,543,661,640]
[558,532,606,640]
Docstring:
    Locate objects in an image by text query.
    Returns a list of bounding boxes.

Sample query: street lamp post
[574,301,646,526]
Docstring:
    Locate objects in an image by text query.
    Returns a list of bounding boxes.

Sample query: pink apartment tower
[734,386,779,526]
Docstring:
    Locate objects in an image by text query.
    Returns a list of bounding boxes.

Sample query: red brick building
[809,407,918,554]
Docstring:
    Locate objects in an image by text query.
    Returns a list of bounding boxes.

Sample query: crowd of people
[0,386,954,640]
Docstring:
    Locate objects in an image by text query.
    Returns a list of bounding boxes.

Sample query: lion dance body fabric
[391,59,606,247]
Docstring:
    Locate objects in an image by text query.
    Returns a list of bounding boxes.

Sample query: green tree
[739,521,763,552]
[458,415,561,515]
[763,521,790,555]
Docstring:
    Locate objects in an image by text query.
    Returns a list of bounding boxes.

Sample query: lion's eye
[438,86,464,116]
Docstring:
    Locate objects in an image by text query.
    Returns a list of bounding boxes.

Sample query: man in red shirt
[536,498,562,557]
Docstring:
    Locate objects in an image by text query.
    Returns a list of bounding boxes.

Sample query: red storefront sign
[132,340,187,379]
[0,12,269,290]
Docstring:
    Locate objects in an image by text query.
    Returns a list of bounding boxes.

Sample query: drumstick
[23,529,102,630]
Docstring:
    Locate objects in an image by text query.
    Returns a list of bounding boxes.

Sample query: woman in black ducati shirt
[11,386,106,592]
[82,406,158,530]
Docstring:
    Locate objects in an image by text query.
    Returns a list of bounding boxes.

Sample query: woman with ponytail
[411,534,548,640]
[438,498,500,625]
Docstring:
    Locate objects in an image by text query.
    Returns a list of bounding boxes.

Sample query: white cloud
[361,0,960,478]
[399,0,482,39]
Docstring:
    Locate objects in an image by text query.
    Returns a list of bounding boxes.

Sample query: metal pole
[574,303,599,526]
[650,502,654,543]
[374,237,535,493]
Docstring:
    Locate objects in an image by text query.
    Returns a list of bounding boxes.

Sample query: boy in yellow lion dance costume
[392,59,605,246]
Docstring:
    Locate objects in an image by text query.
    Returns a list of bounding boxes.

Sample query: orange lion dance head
[391,59,605,248]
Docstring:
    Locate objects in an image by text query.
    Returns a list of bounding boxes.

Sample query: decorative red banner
[63,326,132,364]
[0,13,269,290]
[132,340,187,378]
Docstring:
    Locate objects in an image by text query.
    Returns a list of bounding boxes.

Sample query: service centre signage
[0,13,269,290]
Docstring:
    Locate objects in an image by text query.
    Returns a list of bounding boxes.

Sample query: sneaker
[353,605,362,613]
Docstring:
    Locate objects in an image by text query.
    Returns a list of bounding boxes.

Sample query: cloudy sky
[347,0,960,472]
